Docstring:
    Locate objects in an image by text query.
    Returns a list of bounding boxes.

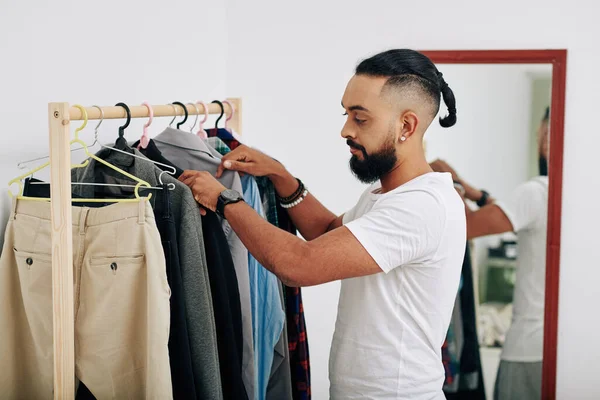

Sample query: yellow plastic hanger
[8,104,152,203]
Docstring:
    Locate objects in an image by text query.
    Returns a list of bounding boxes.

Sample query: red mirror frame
[419,49,567,400]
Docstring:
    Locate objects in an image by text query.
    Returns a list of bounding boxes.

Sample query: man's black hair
[355,49,457,128]
[539,105,550,176]
[542,106,550,122]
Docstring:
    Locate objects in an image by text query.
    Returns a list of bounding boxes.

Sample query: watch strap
[476,190,490,207]
[216,190,243,218]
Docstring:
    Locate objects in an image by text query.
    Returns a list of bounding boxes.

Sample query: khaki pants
[0,199,172,399]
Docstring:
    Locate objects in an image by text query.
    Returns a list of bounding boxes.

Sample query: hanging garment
[207,127,242,150]
[152,128,255,399]
[23,177,198,400]
[201,210,248,400]
[71,146,223,400]
[135,138,250,399]
[266,282,294,400]
[444,243,486,399]
[257,176,311,400]
[0,199,172,399]
[443,293,463,394]
[242,174,287,400]
[206,136,309,399]
[206,137,292,399]
[206,136,231,156]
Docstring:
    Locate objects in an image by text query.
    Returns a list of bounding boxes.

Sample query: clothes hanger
[138,102,154,150]
[113,102,131,151]
[188,102,200,133]
[196,101,209,138]
[8,105,154,202]
[79,104,176,189]
[168,103,179,128]
[171,101,188,130]
[221,100,243,142]
[211,100,235,140]
[213,100,225,129]
[16,105,102,169]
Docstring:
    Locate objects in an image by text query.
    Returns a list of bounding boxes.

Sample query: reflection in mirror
[426,64,552,400]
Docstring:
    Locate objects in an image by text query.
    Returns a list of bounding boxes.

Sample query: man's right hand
[219,145,339,240]
[216,145,298,198]
[216,145,282,179]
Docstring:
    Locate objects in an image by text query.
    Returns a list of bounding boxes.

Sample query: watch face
[221,189,242,202]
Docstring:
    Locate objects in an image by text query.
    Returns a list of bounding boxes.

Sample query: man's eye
[342,112,365,125]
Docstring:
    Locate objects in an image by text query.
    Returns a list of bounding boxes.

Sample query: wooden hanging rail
[68,98,242,133]
[70,101,229,120]
[47,98,241,399]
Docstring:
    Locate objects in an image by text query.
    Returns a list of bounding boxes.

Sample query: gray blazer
[154,128,256,400]
[71,147,223,400]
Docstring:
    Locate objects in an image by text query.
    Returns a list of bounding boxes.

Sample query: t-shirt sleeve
[495,180,546,232]
[344,191,445,273]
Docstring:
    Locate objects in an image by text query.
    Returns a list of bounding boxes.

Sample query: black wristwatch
[216,189,244,218]
[476,190,490,207]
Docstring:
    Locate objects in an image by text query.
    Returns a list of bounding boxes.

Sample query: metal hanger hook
[188,102,200,133]
[92,105,104,145]
[169,104,178,127]
[158,170,177,189]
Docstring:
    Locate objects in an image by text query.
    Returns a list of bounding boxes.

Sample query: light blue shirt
[242,174,286,400]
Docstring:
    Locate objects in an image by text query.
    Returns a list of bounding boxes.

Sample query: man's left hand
[179,170,227,215]
[430,159,460,182]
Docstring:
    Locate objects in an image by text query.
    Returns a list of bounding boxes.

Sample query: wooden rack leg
[48,102,75,399]
[226,97,243,134]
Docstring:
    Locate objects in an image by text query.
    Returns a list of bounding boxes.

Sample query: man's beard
[347,138,397,184]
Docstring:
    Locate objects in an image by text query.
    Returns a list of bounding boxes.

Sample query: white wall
[0,0,229,243]
[426,64,533,203]
[225,1,600,398]
[426,64,534,304]
[2,1,599,398]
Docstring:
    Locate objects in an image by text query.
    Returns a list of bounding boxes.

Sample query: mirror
[423,60,558,400]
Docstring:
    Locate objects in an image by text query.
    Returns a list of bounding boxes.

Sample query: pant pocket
[76,254,147,397]
[12,248,54,394]
[14,248,53,327]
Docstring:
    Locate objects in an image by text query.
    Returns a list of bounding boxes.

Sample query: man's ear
[399,111,419,142]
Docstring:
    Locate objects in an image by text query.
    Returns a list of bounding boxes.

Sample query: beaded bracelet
[277,178,304,204]
[280,189,309,209]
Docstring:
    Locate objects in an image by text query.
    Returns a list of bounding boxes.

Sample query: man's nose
[341,121,356,140]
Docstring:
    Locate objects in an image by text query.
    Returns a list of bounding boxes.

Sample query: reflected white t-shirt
[495,176,548,362]
[329,172,467,400]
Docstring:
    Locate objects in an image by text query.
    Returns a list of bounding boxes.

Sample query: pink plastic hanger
[222,100,243,142]
[138,102,154,149]
[196,101,209,139]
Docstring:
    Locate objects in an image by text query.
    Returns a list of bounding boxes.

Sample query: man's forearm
[459,179,494,206]
[223,201,310,286]
[269,168,338,241]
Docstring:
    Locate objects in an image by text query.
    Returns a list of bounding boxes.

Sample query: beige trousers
[0,199,172,399]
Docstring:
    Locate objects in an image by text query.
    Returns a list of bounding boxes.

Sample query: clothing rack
[46,98,242,399]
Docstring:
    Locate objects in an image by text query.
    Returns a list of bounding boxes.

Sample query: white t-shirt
[495,176,548,362]
[329,172,467,400]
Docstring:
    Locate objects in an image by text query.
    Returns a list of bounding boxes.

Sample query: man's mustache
[347,139,367,155]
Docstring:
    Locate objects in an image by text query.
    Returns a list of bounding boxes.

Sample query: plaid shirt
[442,324,460,392]
[207,128,242,150]
[206,136,231,156]
[207,136,311,399]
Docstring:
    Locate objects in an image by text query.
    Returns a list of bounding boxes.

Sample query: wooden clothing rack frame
[46,98,242,399]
